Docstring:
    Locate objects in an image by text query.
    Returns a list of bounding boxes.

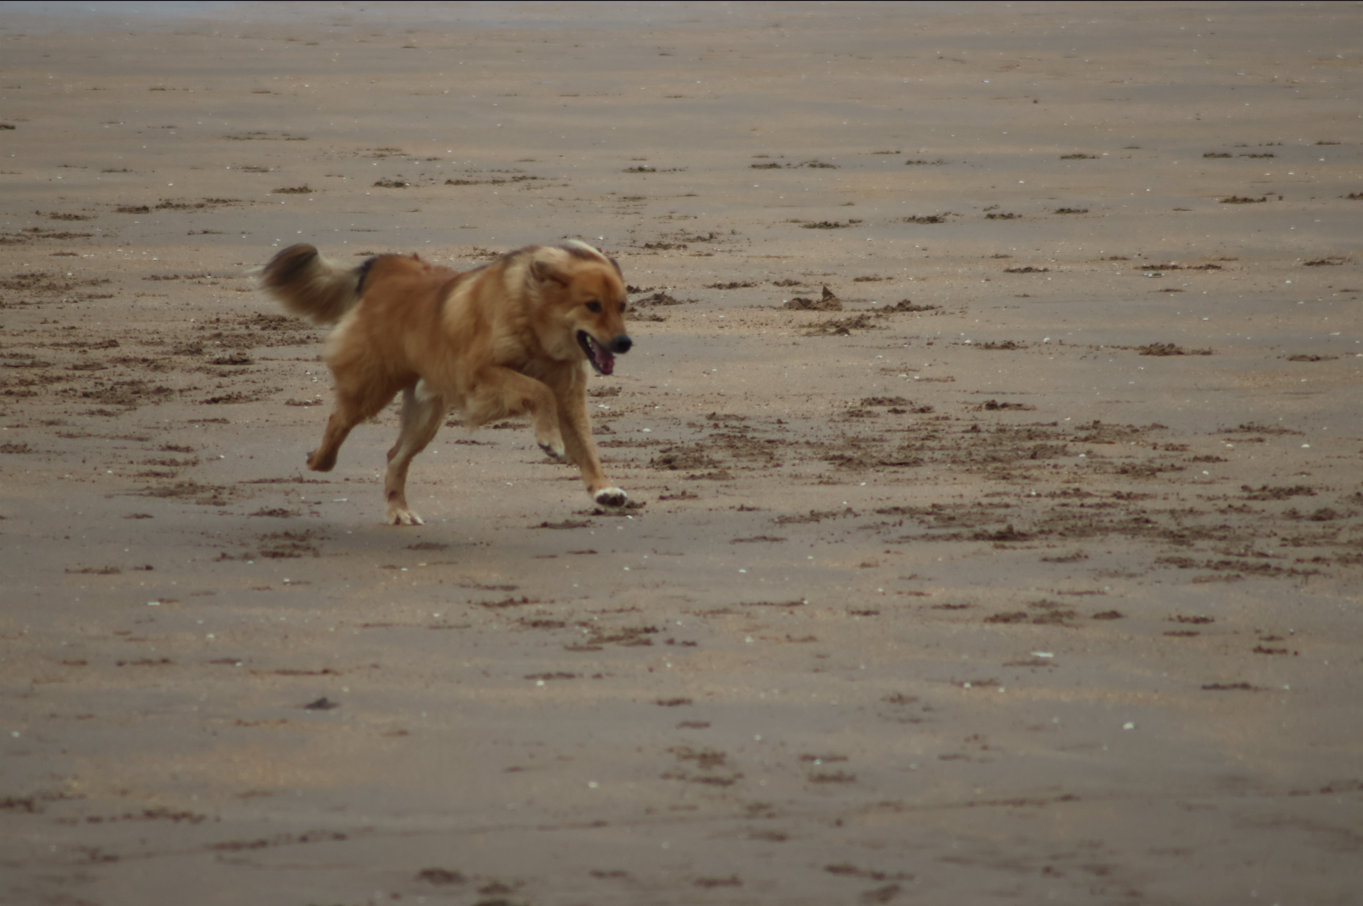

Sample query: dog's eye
[586,301,602,313]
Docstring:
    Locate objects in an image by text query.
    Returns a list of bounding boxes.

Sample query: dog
[257,240,632,525]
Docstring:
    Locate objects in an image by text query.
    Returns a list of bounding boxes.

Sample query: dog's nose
[609,335,633,355]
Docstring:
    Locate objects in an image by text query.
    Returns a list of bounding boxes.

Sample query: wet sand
[2,2,1362,904]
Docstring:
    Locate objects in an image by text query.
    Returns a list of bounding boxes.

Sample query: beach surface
[2,2,1362,903]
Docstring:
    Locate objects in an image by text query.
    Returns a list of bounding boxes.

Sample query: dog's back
[260,244,466,330]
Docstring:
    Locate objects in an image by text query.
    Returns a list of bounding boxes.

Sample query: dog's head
[528,242,631,375]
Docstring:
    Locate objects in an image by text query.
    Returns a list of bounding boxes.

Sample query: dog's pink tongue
[586,334,615,375]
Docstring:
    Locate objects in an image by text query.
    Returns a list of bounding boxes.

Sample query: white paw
[593,487,628,508]
[539,440,566,461]
[386,508,425,526]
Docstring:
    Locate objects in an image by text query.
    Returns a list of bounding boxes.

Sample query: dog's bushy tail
[256,244,361,326]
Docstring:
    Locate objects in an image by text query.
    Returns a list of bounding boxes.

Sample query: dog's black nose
[609,335,633,355]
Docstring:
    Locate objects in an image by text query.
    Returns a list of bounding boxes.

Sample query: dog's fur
[257,241,632,525]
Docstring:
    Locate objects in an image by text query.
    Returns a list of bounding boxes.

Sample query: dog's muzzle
[579,331,631,375]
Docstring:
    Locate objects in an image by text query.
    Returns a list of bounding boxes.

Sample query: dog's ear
[607,256,623,278]
[530,256,570,288]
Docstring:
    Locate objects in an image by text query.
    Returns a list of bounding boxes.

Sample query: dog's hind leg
[308,360,403,473]
[308,407,360,472]
[383,380,447,525]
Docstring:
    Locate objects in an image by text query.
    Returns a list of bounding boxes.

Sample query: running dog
[257,241,632,525]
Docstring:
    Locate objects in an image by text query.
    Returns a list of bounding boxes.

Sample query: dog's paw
[593,487,629,508]
[538,439,566,461]
[385,506,425,526]
[307,449,337,472]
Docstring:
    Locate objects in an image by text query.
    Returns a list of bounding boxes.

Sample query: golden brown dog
[257,241,632,524]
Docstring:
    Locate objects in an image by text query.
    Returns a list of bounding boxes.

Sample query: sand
[2,2,1361,903]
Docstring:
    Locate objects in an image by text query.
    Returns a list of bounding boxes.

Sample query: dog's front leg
[462,364,572,464]
[383,381,447,525]
[553,379,627,509]
[531,403,566,462]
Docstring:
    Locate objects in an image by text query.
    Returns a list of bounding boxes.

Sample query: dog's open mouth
[578,331,615,376]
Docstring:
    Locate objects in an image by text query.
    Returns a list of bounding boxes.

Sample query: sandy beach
[2,2,1362,903]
